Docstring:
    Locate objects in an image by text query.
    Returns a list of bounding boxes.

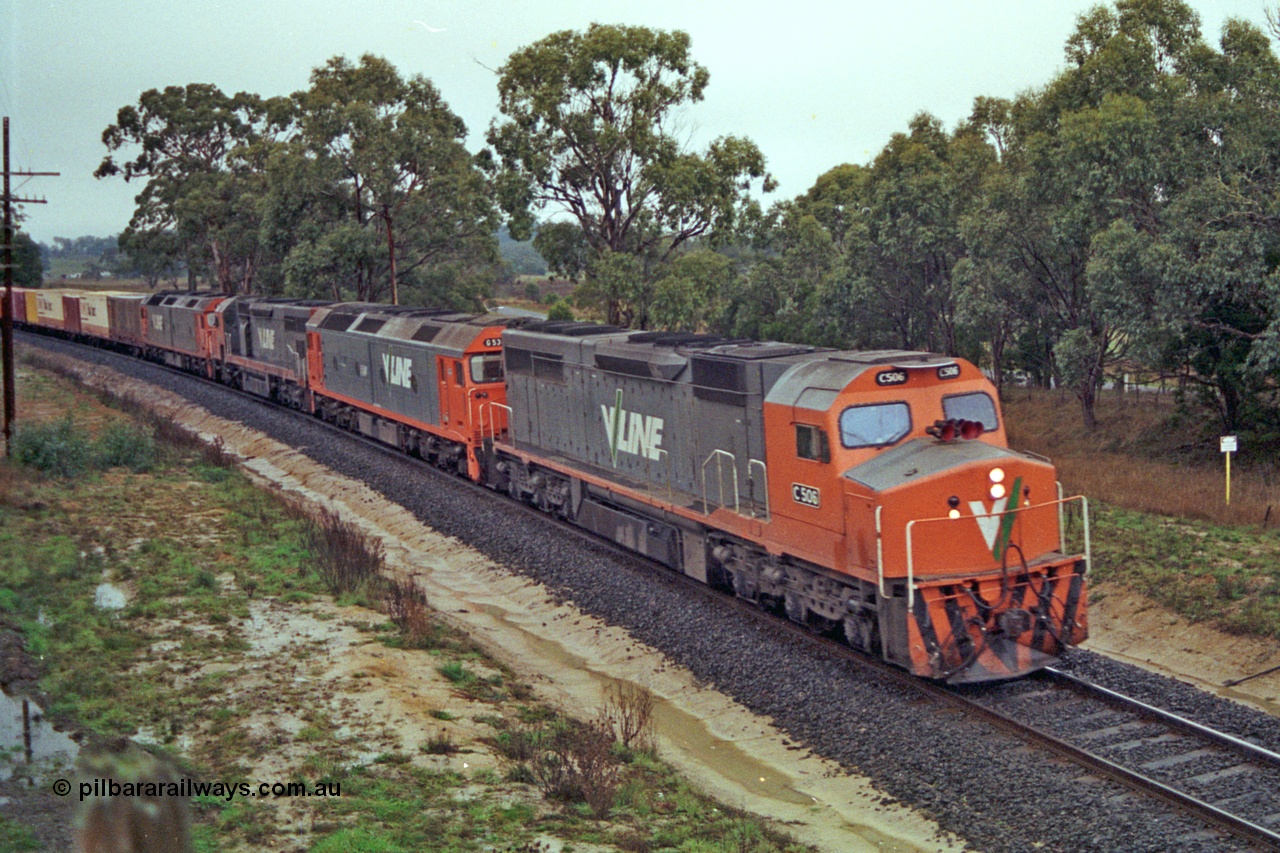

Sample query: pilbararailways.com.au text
[54,778,341,802]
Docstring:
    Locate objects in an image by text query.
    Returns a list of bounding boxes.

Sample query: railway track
[711,587,1280,850]
[960,667,1280,850]
[22,331,1280,851]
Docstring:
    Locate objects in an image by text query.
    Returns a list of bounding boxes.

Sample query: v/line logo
[382,353,414,389]
[969,475,1023,558]
[256,327,276,351]
[969,497,1008,550]
[601,395,664,464]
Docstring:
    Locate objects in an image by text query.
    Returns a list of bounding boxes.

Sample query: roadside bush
[546,299,575,321]
[12,417,92,477]
[599,680,656,756]
[384,579,433,648]
[494,717,621,818]
[420,729,458,755]
[530,718,620,818]
[13,416,159,477]
[94,421,157,472]
[300,506,384,595]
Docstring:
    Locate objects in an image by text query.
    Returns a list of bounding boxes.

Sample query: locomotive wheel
[705,560,733,592]
[784,593,806,624]
[843,611,880,654]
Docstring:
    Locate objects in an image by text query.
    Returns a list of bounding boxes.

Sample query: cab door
[437,357,468,431]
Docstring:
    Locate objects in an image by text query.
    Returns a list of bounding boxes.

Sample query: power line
[3,116,59,457]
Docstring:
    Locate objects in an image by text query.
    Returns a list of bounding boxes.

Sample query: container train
[8,286,1090,683]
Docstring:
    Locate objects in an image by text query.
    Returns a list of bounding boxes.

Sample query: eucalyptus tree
[1153,17,1280,430]
[287,54,499,305]
[721,209,843,344]
[487,24,774,327]
[96,84,291,292]
[954,0,1207,428]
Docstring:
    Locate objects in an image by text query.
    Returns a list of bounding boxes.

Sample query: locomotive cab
[764,353,1088,681]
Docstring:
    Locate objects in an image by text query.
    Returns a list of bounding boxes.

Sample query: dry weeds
[1004,388,1280,527]
[599,679,656,755]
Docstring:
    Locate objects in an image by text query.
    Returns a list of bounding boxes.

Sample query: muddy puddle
[238,442,958,852]
[38,353,966,852]
[0,689,79,783]
[93,582,127,611]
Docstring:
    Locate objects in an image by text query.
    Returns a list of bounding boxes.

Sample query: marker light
[989,468,1005,484]
[929,419,985,442]
[990,483,1006,499]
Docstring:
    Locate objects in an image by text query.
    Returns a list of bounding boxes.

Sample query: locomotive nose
[845,438,1088,681]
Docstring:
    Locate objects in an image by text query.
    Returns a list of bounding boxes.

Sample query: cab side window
[795,424,830,463]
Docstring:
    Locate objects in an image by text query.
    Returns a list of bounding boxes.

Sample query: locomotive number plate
[791,483,821,508]
[875,370,907,386]
[483,337,502,348]
[936,363,960,379]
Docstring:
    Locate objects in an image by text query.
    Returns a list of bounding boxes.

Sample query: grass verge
[1006,387,1280,637]
[0,359,811,852]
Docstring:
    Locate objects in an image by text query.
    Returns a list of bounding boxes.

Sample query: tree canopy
[96,56,500,306]
[716,0,1280,439]
[96,84,289,294]
[487,23,774,326]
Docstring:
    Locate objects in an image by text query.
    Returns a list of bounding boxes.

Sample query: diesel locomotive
[11,286,1089,682]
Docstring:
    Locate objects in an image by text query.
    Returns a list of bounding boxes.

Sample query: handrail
[480,401,512,443]
[700,449,739,515]
[901,494,1091,610]
[876,506,885,599]
[1057,481,1065,553]
[748,458,769,521]
[647,447,673,504]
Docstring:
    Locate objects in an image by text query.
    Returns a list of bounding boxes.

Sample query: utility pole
[2,117,59,457]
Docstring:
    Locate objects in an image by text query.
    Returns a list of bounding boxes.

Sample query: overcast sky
[2,0,1274,244]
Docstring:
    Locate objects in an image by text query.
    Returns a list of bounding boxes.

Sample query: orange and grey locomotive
[482,323,1089,682]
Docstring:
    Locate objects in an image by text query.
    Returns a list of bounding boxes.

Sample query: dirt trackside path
[24,350,965,852]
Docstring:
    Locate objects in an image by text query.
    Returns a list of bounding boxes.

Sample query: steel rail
[940,680,1280,851]
[1044,666,1280,769]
